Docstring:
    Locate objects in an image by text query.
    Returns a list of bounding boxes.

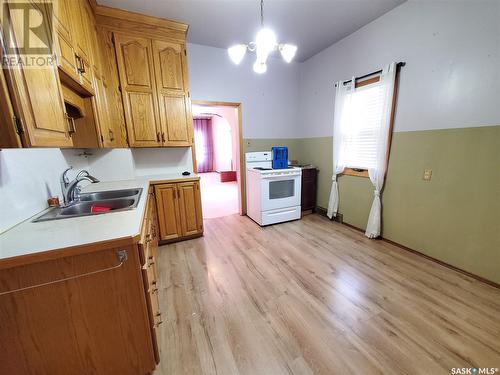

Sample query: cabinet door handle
[156,132,160,142]
[108,129,114,141]
[70,117,76,134]
[75,54,81,72]
[64,113,71,135]
[161,132,165,143]
[79,58,86,74]
[0,250,128,296]
[65,113,76,135]
[75,54,84,73]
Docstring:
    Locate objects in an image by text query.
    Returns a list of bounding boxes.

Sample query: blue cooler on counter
[272,146,288,169]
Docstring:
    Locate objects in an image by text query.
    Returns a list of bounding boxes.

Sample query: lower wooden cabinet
[0,244,156,374]
[140,189,162,364]
[154,179,203,242]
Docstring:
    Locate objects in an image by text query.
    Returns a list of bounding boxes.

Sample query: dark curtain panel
[193,118,214,173]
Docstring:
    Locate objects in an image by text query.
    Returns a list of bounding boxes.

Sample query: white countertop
[0,173,198,264]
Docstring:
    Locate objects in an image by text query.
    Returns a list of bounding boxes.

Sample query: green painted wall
[245,126,500,284]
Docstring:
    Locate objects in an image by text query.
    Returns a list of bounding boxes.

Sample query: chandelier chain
[260,0,264,26]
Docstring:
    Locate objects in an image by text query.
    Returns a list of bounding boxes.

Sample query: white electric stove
[245,151,302,226]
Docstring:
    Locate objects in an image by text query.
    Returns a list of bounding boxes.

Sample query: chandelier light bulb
[255,28,277,56]
[280,44,297,63]
[253,61,267,74]
[227,44,247,65]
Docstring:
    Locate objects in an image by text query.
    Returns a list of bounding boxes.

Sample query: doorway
[191,101,245,219]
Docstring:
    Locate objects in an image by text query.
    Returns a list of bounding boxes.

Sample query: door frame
[191,100,246,215]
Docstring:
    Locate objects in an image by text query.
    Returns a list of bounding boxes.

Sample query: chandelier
[227,0,297,74]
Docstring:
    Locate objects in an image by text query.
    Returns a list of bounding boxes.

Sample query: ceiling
[98,0,406,62]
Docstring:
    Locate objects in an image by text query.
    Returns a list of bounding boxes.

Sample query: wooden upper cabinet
[177,181,203,236]
[152,40,193,146]
[54,0,94,96]
[72,1,95,94]
[0,70,22,148]
[155,184,182,241]
[54,0,80,83]
[72,0,92,64]
[157,92,191,145]
[114,33,161,147]
[153,41,186,92]
[3,2,72,147]
[98,29,128,147]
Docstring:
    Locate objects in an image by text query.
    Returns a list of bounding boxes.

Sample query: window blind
[341,83,385,170]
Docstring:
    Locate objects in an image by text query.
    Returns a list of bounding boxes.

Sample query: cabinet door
[0,69,21,147]
[158,92,192,145]
[54,0,79,83]
[152,40,193,146]
[99,29,128,147]
[77,0,95,93]
[93,72,112,146]
[3,2,72,147]
[154,184,182,241]
[71,0,92,64]
[0,245,155,374]
[177,181,203,236]
[114,33,161,147]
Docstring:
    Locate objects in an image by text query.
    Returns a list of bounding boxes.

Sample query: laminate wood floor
[154,214,500,375]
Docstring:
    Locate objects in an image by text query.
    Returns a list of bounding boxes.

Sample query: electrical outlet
[423,169,432,181]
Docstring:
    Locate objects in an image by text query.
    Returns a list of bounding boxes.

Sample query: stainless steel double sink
[33,188,143,222]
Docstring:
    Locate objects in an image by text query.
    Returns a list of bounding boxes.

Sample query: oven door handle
[261,174,301,181]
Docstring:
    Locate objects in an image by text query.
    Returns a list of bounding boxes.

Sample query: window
[339,76,394,177]
[329,62,400,235]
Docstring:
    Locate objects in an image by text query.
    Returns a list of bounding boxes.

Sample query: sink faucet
[60,167,100,205]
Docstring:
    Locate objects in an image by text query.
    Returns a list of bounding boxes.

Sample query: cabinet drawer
[146,261,157,292]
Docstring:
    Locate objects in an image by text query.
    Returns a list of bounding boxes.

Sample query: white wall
[0,149,89,232]
[86,148,194,181]
[298,0,500,137]
[187,43,301,139]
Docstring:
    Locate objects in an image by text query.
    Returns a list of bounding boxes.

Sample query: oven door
[261,174,301,211]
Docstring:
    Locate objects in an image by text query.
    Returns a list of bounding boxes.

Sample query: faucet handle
[76,170,89,179]
[61,166,73,184]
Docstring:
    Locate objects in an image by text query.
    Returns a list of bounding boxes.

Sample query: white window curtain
[328,62,397,239]
[327,78,353,219]
[365,62,397,238]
